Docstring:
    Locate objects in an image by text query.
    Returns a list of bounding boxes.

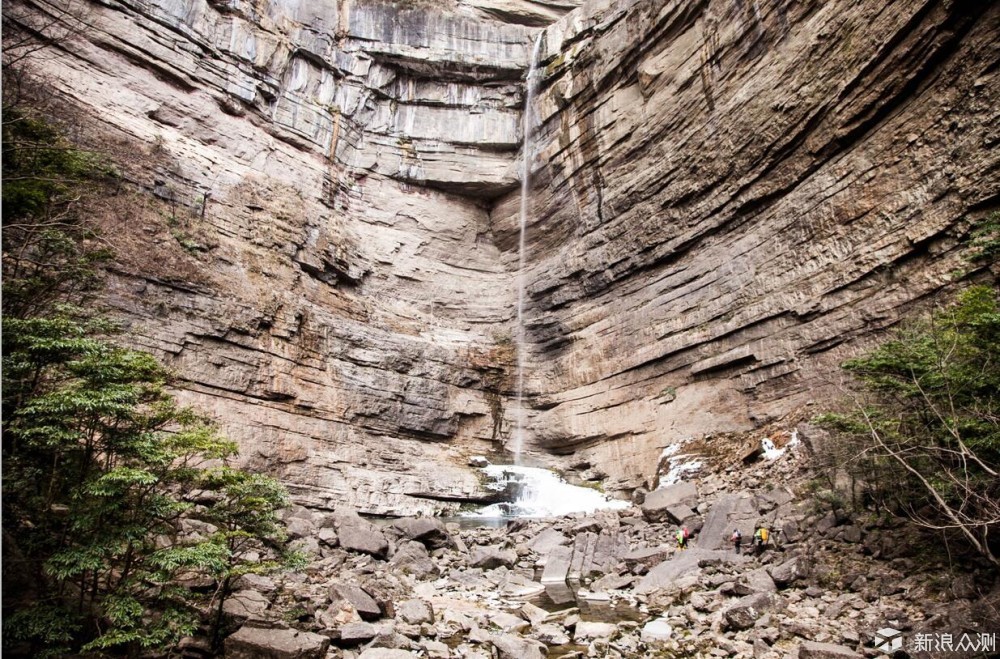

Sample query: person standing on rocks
[753,524,769,556]
[731,528,742,554]
[676,526,689,550]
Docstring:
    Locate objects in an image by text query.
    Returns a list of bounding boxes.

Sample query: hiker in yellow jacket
[753,524,770,556]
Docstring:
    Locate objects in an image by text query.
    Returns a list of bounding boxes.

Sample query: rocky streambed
[213,450,992,659]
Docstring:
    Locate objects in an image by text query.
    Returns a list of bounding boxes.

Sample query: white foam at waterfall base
[463,465,630,518]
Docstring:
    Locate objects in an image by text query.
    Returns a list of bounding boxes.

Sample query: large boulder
[470,545,517,570]
[284,516,316,540]
[389,540,439,580]
[490,634,547,659]
[395,599,434,625]
[225,626,330,659]
[723,592,781,631]
[729,567,777,595]
[641,482,698,523]
[392,517,453,550]
[329,582,381,621]
[770,556,812,588]
[335,510,389,559]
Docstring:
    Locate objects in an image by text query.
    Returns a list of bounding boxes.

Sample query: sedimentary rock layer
[501,0,999,493]
[11,0,998,510]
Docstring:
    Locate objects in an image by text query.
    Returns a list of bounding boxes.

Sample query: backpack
[760,528,769,543]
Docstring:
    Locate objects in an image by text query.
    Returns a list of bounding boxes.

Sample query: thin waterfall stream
[512,33,543,466]
[460,34,628,522]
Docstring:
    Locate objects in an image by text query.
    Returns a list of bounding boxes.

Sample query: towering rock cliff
[10,0,998,513]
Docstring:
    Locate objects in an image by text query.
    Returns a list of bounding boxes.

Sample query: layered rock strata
[13,0,999,510]
[501,0,1000,493]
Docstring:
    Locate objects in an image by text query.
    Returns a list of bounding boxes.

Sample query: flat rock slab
[499,572,545,598]
[798,641,863,658]
[540,544,573,583]
[591,572,634,591]
[223,590,270,618]
[635,548,744,594]
[574,621,618,642]
[699,494,758,550]
[623,546,671,569]
[490,610,530,633]
[519,601,550,626]
[490,634,547,659]
[358,649,420,659]
[338,621,377,643]
[225,626,330,659]
[330,582,381,621]
[665,504,697,524]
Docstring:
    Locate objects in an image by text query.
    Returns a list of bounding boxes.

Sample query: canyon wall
[11,0,998,512]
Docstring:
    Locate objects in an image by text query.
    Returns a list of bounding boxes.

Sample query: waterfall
[512,33,543,465]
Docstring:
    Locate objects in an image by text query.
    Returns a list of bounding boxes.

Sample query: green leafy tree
[3,312,303,655]
[819,286,1000,565]
[969,211,1000,266]
[2,66,304,655]
[199,468,307,651]
[2,101,116,318]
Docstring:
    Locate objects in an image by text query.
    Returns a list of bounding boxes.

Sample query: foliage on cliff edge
[819,282,1000,566]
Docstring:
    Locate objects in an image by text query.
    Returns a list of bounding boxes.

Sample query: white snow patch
[660,458,703,486]
[657,439,703,487]
[761,438,784,460]
[659,443,681,459]
[463,465,630,518]
[762,429,799,460]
